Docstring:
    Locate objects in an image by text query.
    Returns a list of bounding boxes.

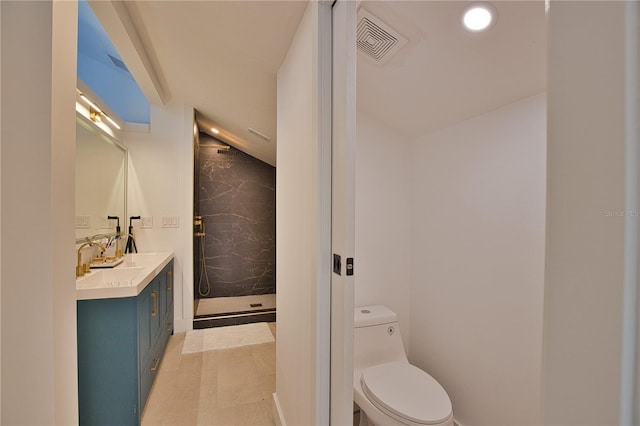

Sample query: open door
[273,1,355,423]
[331,0,357,424]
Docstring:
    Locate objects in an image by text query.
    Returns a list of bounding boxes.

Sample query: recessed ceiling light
[211,127,220,134]
[462,3,497,32]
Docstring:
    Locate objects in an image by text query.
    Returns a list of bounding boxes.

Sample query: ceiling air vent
[357,9,408,65]
[108,54,130,73]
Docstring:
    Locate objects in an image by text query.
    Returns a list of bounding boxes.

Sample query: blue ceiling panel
[77,0,150,124]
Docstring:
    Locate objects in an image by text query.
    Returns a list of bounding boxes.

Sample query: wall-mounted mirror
[75,113,126,241]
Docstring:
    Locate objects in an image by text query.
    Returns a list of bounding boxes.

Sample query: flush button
[361,309,370,314]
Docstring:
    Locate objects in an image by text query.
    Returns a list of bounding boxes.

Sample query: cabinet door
[139,343,160,416]
[78,297,138,426]
[149,278,162,346]
[137,279,160,364]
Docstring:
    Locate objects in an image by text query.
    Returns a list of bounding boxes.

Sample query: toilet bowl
[354,305,453,426]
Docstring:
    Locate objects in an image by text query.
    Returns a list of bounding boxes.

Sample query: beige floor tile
[159,395,200,426]
[178,352,204,374]
[143,323,276,426]
[174,353,204,395]
[217,345,253,364]
[202,349,220,373]
[143,386,201,426]
[160,332,186,373]
[217,352,260,386]
[258,373,276,401]
[196,397,218,426]
[209,405,246,426]
[251,343,276,376]
[242,400,275,426]
[217,379,266,409]
[267,322,276,338]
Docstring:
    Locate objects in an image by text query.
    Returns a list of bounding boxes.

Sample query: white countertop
[76,251,174,301]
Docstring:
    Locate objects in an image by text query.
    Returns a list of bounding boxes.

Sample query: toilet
[354,305,454,426]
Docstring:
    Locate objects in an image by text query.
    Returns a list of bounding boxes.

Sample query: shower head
[199,142,230,151]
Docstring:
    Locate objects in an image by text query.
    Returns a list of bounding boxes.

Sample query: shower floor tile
[196,294,276,317]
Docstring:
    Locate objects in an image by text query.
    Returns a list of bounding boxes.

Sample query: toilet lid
[361,362,452,425]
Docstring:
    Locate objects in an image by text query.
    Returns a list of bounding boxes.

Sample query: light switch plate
[75,216,90,229]
[161,216,180,228]
[100,217,116,229]
[141,216,153,229]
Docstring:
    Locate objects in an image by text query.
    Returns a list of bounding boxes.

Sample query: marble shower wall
[196,141,276,298]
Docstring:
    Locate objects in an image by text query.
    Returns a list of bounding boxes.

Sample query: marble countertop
[76,251,174,301]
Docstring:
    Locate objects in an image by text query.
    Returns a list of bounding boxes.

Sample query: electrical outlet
[141,216,153,229]
[161,216,180,228]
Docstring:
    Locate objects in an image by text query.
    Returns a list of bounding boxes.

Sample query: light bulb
[462,3,496,32]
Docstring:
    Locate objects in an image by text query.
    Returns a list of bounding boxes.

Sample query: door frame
[329,0,356,424]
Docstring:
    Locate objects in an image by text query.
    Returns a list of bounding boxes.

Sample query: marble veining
[196,140,276,299]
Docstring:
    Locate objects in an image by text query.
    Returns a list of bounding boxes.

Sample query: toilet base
[357,408,372,426]
[354,404,378,426]
[354,368,454,426]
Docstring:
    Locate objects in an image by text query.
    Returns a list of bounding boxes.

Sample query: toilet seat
[361,362,452,425]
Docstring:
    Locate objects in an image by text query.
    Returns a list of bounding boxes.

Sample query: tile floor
[142,323,276,426]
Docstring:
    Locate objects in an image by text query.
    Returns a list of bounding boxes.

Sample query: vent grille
[357,9,407,65]
[108,54,130,73]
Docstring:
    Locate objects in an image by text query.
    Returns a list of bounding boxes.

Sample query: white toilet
[354,305,454,426]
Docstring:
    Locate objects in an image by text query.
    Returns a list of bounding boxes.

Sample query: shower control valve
[194,216,205,237]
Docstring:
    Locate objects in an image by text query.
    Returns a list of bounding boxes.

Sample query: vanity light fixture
[103,114,121,130]
[79,92,121,130]
[80,94,102,113]
[89,107,102,123]
[462,2,497,32]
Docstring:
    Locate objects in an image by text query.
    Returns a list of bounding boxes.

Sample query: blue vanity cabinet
[160,263,174,350]
[77,260,174,426]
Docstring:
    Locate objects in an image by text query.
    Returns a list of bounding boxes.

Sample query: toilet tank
[354,305,408,369]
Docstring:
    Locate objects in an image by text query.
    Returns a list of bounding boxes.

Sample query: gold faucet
[115,233,124,258]
[76,241,106,278]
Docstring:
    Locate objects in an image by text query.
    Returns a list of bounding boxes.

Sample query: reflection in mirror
[75,115,126,241]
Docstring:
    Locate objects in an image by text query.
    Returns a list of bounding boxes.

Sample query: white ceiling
[94,0,546,166]
[357,1,546,140]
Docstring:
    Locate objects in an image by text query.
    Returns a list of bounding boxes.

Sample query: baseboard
[272,392,286,426]
[173,318,193,333]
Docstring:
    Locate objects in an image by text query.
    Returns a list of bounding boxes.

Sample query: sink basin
[121,253,167,268]
[77,266,145,289]
[76,250,174,300]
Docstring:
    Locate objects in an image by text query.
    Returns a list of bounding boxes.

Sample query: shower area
[193,131,276,329]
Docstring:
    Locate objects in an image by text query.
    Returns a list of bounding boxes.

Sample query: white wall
[124,102,194,333]
[543,2,630,423]
[409,94,546,425]
[0,2,78,424]
[355,110,412,352]
[275,2,328,424]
